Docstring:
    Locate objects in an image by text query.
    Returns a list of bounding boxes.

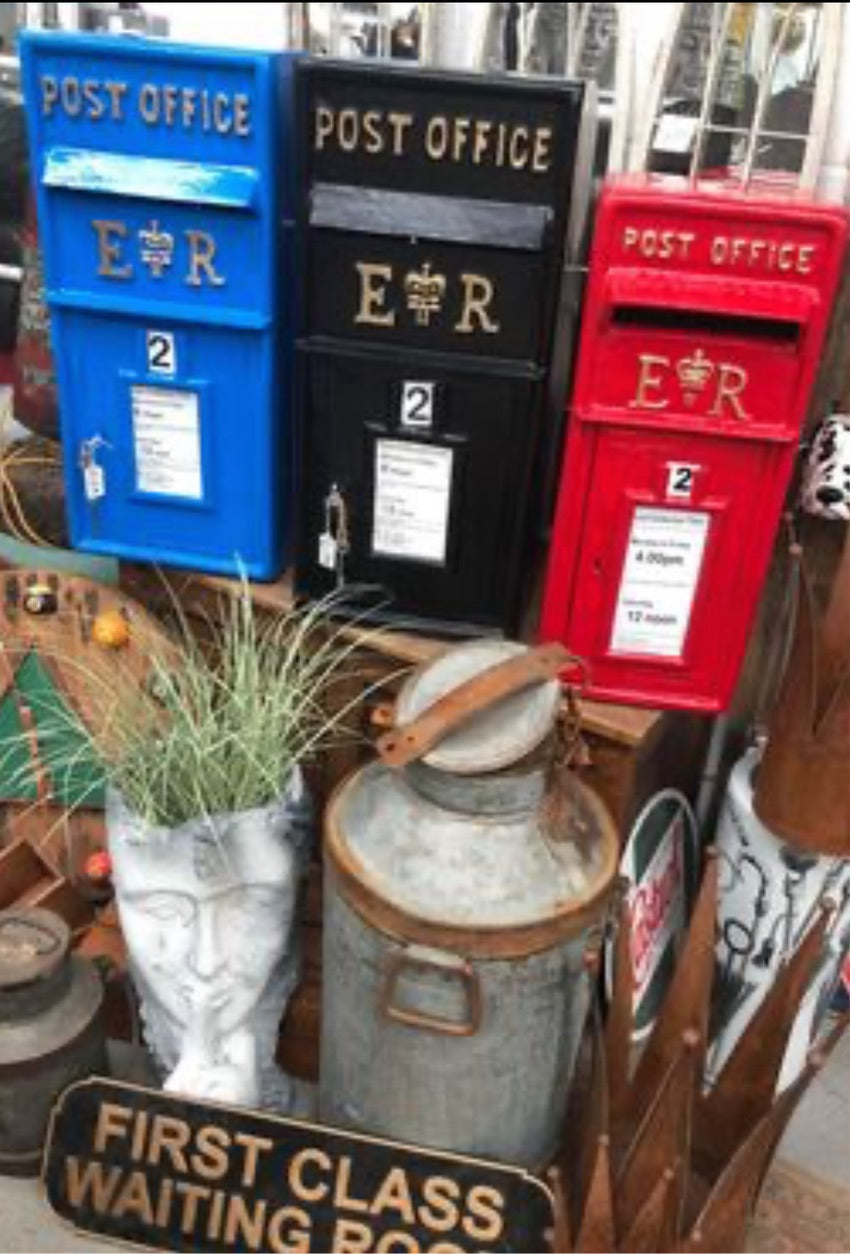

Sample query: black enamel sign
[294,61,594,634]
[43,1078,555,1253]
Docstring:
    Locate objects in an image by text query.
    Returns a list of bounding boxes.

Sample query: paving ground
[0,1031,847,1252]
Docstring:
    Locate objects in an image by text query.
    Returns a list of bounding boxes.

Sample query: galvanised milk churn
[321,641,618,1167]
[0,907,106,1175]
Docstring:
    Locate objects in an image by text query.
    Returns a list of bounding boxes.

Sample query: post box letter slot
[310,184,551,250]
[604,271,815,337]
[610,306,801,345]
[42,147,261,211]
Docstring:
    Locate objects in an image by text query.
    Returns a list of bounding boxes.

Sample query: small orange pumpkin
[92,609,130,650]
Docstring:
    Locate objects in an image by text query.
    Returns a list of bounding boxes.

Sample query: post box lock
[541,177,848,713]
[78,436,111,503]
[318,484,351,587]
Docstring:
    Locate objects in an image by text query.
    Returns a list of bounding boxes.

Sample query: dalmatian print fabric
[801,415,850,521]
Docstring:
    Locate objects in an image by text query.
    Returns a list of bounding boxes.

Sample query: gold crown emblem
[138,220,175,278]
[676,348,715,398]
[404,263,447,326]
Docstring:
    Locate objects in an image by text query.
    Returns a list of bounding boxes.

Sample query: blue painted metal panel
[19,31,292,578]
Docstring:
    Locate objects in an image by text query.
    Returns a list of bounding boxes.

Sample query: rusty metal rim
[324,768,620,960]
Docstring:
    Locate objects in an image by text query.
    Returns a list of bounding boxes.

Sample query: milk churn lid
[0,907,69,993]
[394,640,561,774]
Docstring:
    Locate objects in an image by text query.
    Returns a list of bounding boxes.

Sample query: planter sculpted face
[108,773,311,1111]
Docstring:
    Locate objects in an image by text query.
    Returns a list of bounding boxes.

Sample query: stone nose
[190,901,226,982]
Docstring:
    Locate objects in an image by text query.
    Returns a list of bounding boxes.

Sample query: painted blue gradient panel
[19,32,293,578]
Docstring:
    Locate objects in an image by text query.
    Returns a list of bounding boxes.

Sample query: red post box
[541,176,848,713]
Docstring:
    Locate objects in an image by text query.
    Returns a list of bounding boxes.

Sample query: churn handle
[380,948,483,1038]
[377,642,581,768]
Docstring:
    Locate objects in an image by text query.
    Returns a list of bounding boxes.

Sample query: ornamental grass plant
[0,583,382,831]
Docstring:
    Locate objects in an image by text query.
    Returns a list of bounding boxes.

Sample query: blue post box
[19,32,291,578]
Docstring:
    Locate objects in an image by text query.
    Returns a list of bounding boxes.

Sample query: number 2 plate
[146,330,176,377]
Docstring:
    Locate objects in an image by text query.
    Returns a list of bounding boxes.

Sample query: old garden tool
[547,852,850,1252]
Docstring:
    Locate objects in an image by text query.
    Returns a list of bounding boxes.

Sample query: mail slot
[541,176,848,712]
[295,60,594,633]
[19,32,291,578]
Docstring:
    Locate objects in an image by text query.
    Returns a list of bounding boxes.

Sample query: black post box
[294,61,595,634]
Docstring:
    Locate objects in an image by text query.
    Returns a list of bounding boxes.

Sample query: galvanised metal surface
[0,907,106,1177]
[321,641,619,1168]
[321,880,591,1168]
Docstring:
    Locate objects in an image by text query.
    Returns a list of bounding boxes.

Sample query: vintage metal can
[321,641,618,1167]
[0,906,106,1176]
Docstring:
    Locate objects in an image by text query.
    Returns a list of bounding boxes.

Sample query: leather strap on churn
[754,538,850,857]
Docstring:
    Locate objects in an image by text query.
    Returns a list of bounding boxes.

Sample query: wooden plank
[0,838,47,908]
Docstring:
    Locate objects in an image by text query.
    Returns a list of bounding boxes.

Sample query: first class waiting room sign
[43,1079,554,1252]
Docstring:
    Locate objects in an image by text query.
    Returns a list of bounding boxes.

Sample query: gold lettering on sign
[709,363,750,420]
[425,115,450,160]
[182,87,198,127]
[711,233,817,274]
[387,111,413,155]
[452,117,471,162]
[185,230,226,288]
[455,273,500,334]
[105,80,127,119]
[64,1157,122,1213]
[82,80,105,120]
[338,108,359,151]
[288,1147,332,1202]
[213,91,233,134]
[333,1218,373,1252]
[93,1102,132,1153]
[175,1181,212,1235]
[234,93,251,137]
[509,125,531,169]
[233,1131,273,1188]
[223,1195,267,1250]
[334,1156,370,1213]
[419,1176,462,1232]
[93,220,132,280]
[630,354,671,410]
[147,1114,191,1172]
[362,110,385,153]
[139,83,160,124]
[314,105,334,150]
[206,1190,227,1242]
[463,1185,506,1242]
[162,83,179,127]
[189,1124,231,1181]
[154,1178,175,1228]
[532,126,553,171]
[266,1205,311,1254]
[355,262,396,327]
[472,120,492,164]
[40,75,59,116]
[61,76,82,116]
[797,245,814,274]
[111,1171,154,1224]
[369,1166,416,1223]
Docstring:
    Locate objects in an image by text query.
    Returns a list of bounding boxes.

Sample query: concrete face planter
[107,770,312,1111]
